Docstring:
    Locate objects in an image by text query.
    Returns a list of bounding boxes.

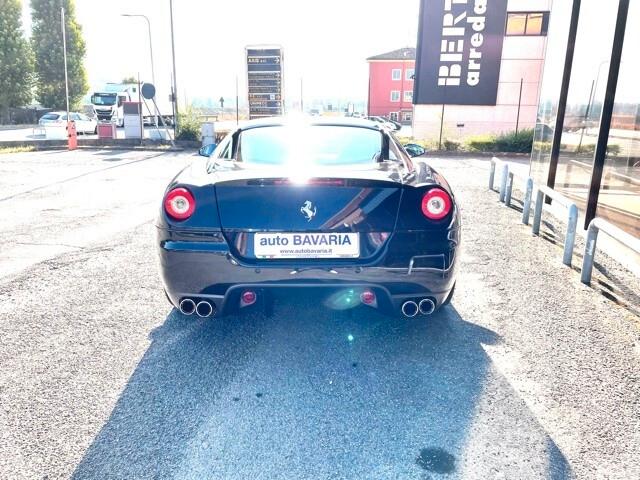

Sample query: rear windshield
[41,114,60,120]
[238,125,382,166]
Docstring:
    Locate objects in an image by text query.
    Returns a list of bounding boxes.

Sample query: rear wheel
[442,282,456,307]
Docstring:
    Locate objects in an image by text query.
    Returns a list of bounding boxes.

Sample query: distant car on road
[157,117,460,319]
[39,112,97,134]
[367,116,401,131]
[403,143,426,157]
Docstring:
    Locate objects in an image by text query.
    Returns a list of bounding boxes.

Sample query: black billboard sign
[414,0,508,105]
[246,46,284,119]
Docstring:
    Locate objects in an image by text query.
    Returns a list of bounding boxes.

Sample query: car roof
[238,115,385,132]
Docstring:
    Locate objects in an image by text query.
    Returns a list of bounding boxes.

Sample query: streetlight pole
[121,14,157,127]
[169,0,179,135]
[121,14,155,86]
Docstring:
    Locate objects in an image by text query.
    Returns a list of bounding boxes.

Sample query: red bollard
[67,120,77,150]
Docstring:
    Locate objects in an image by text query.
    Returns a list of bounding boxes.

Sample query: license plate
[254,232,360,259]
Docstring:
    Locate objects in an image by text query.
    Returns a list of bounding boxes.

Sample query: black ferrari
[157,117,460,318]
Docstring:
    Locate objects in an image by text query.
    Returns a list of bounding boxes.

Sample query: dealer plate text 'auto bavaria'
[254,232,360,259]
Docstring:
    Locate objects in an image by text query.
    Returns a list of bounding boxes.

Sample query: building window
[391,69,401,81]
[506,12,549,36]
[389,112,399,122]
[405,68,415,81]
[403,90,413,102]
[390,90,401,102]
[403,112,412,122]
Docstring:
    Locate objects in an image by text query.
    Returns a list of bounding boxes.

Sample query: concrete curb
[0,138,200,151]
[424,151,531,158]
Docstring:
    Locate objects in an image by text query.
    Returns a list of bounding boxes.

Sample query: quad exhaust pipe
[401,300,419,318]
[179,298,196,315]
[401,298,436,317]
[419,298,436,315]
[179,298,215,318]
[196,301,214,318]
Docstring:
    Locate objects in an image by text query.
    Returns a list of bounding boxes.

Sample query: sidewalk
[430,156,640,479]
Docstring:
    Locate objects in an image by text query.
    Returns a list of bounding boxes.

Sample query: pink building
[412,0,552,140]
[366,48,416,125]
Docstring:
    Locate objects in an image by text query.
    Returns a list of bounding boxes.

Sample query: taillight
[164,187,195,220]
[421,188,452,220]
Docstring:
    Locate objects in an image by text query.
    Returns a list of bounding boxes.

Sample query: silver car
[38,112,97,134]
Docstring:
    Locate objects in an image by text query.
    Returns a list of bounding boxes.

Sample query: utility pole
[61,7,69,121]
[300,77,304,112]
[235,75,239,125]
[169,0,179,134]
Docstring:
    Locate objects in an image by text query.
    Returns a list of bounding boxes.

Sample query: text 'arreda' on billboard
[414,0,508,106]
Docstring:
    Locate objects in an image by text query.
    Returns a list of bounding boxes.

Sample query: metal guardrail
[505,171,535,225]
[489,157,509,202]
[581,217,640,284]
[532,185,579,266]
[490,158,534,225]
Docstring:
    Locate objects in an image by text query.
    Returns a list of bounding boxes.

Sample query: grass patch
[402,128,535,153]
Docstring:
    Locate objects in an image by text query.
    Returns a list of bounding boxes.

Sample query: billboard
[246,46,284,119]
[414,0,508,105]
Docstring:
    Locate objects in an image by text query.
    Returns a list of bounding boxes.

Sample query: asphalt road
[0,151,638,479]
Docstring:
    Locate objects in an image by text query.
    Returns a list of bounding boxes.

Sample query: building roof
[366,47,416,61]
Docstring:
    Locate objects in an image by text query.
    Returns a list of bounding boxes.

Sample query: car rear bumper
[157,228,460,316]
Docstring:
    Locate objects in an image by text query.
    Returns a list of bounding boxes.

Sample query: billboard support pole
[515,78,523,135]
[438,103,445,151]
[545,0,581,197]
[585,0,629,228]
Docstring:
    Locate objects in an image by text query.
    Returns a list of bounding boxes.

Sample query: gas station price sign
[246,46,284,119]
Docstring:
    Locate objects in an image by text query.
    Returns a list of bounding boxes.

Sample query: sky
[21,0,421,108]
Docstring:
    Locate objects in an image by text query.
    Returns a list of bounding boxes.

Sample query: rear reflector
[360,290,376,305]
[165,187,195,220]
[241,290,257,305]
[421,189,452,220]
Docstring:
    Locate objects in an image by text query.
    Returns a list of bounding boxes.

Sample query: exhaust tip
[401,300,419,318]
[419,298,436,315]
[195,300,214,318]
[179,298,196,315]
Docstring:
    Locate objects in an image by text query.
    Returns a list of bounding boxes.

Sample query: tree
[0,0,34,119]
[121,76,138,85]
[31,0,88,110]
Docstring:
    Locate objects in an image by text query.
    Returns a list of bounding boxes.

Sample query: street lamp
[121,14,155,86]
[121,14,156,126]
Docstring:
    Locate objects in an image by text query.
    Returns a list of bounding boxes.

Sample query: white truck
[90,83,174,126]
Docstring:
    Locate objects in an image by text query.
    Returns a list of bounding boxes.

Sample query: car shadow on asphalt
[72,299,572,479]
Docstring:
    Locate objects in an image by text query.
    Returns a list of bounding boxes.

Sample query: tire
[442,282,456,307]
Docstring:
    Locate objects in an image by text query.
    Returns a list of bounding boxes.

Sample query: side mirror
[198,143,216,157]
[404,144,426,158]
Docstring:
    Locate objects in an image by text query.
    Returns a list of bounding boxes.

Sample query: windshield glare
[91,94,117,106]
[238,125,383,166]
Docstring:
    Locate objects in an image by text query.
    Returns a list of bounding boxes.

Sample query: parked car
[38,111,97,134]
[157,117,460,319]
[403,143,426,157]
[367,115,401,131]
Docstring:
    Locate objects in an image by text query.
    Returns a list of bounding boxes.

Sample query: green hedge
[401,129,535,153]
[176,107,201,141]
[466,129,534,153]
